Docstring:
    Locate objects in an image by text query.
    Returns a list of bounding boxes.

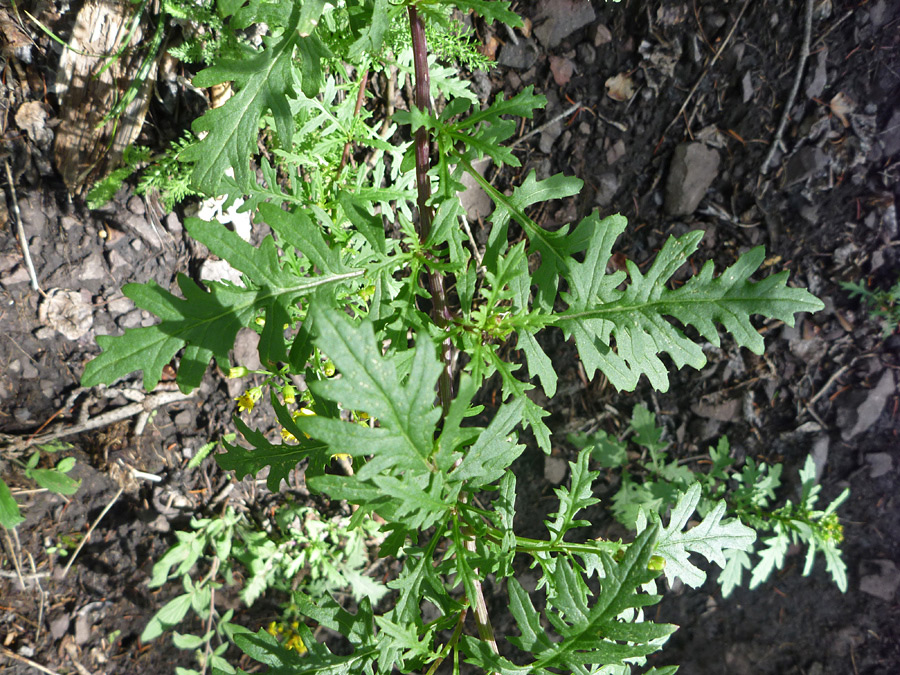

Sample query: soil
[2,0,899,674]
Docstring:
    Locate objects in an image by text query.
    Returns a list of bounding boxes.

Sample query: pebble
[860,559,900,601]
[533,0,595,49]
[544,455,568,484]
[664,143,720,216]
[842,370,896,440]
[497,39,539,70]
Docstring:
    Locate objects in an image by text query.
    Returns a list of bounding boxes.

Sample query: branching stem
[408,4,454,415]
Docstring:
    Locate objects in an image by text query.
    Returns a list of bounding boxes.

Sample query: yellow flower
[227,366,250,378]
[280,408,315,443]
[235,387,262,413]
[285,633,307,654]
[282,385,297,405]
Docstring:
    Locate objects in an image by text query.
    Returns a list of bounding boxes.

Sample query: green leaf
[544,448,600,545]
[720,548,753,598]
[0,479,24,529]
[555,224,824,392]
[749,533,789,589]
[142,592,193,642]
[184,8,303,194]
[25,467,81,496]
[450,0,522,26]
[640,483,757,588]
[172,631,207,649]
[217,415,328,492]
[82,220,363,392]
[304,303,442,478]
[449,397,524,488]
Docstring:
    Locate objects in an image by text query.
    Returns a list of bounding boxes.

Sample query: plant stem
[408,4,453,414]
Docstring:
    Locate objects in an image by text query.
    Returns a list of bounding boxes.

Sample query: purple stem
[408,4,453,414]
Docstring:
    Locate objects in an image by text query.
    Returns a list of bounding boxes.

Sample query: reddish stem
[408,4,453,414]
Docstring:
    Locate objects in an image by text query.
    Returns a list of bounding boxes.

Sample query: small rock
[664,143,720,216]
[458,157,493,221]
[812,436,829,483]
[107,249,129,273]
[127,195,145,216]
[200,259,244,287]
[533,0,595,49]
[842,370,896,440]
[21,360,38,379]
[497,39,539,70]
[118,309,143,329]
[81,252,106,281]
[741,71,754,103]
[540,120,563,154]
[784,146,828,186]
[549,55,576,86]
[577,42,596,65]
[593,23,612,46]
[544,455,568,484]
[692,395,741,422]
[806,49,828,99]
[108,295,134,314]
[165,211,183,236]
[2,265,31,287]
[593,172,619,207]
[606,139,626,165]
[232,328,262,371]
[866,452,893,478]
[882,109,900,158]
[50,616,70,640]
[860,559,900,601]
[174,410,193,428]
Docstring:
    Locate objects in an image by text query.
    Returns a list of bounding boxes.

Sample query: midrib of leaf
[123,270,363,365]
[532,527,659,670]
[313,309,436,472]
[457,156,569,274]
[554,291,822,323]
[194,31,299,191]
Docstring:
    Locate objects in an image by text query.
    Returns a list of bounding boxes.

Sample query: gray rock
[544,455,568,484]
[866,452,893,479]
[81,252,106,281]
[458,157,493,221]
[805,49,828,99]
[593,172,619,207]
[539,120,563,154]
[784,146,828,186]
[118,309,143,329]
[165,211,183,236]
[498,39,539,70]
[664,143,720,216]
[860,559,900,601]
[232,327,262,371]
[534,0,595,49]
[842,370,896,440]
[882,109,900,157]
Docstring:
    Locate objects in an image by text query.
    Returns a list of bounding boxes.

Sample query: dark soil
[2,0,899,674]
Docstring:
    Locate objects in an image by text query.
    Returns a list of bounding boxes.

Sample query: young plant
[82,2,829,672]
[142,503,384,674]
[842,275,900,338]
[0,441,80,530]
[570,405,849,596]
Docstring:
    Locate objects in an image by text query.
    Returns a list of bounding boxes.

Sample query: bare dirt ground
[1,0,899,673]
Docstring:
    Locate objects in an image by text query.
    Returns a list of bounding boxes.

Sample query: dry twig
[760,0,814,175]
[4,160,42,294]
[0,647,62,675]
[662,0,751,139]
[61,487,124,578]
[0,389,195,453]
